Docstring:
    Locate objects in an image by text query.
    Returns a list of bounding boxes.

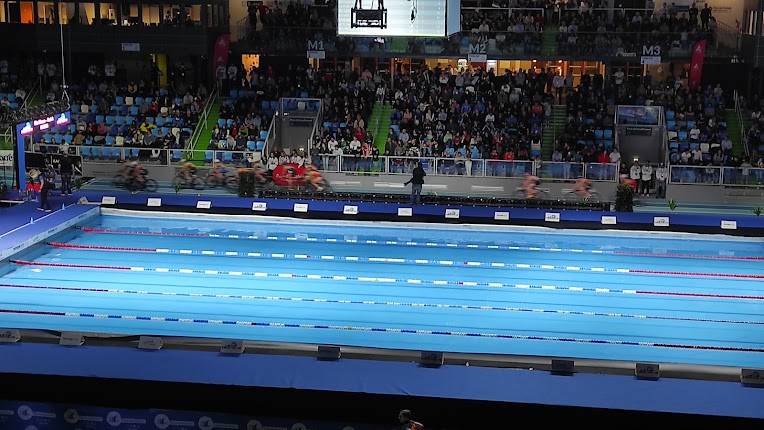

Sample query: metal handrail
[734,90,750,159]
[187,86,218,151]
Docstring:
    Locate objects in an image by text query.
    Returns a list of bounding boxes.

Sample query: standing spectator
[37,166,54,212]
[553,72,564,103]
[700,3,712,31]
[609,147,621,165]
[655,163,668,198]
[629,160,641,187]
[404,161,426,204]
[215,63,226,91]
[227,63,239,90]
[59,154,74,196]
[641,162,654,196]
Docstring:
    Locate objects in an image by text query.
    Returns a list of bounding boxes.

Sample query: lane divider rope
[11,260,764,301]
[0,307,761,353]
[77,227,764,262]
[0,282,761,326]
[46,243,764,280]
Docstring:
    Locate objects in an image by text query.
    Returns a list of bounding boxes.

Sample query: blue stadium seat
[217,118,226,128]
[259,130,268,140]
[223,151,233,163]
[116,96,124,105]
[205,150,214,162]
[129,106,139,116]
[105,116,115,125]
[246,141,256,151]
[95,115,104,124]
[678,131,688,141]
[256,141,265,151]
[171,150,182,161]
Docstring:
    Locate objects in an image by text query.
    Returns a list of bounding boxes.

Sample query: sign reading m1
[307,40,326,59]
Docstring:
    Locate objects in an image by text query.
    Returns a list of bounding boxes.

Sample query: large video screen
[337,0,459,37]
[616,105,660,126]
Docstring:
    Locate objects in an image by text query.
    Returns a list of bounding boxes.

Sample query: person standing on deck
[404,161,426,204]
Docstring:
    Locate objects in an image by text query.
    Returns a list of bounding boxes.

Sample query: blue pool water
[1,211,763,368]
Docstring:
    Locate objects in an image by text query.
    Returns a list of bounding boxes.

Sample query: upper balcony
[0,0,228,54]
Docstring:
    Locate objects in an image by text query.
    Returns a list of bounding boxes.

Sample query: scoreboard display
[337,0,460,37]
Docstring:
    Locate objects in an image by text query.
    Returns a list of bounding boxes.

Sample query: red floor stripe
[637,291,764,300]
[631,269,764,280]
[10,260,132,271]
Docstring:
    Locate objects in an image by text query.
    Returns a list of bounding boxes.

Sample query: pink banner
[213,34,231,70]
[689,40,707,91]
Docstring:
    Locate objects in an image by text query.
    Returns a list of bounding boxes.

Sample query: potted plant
[615,184,633,212]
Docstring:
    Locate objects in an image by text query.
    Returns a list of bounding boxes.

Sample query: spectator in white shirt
[349,137,361,153]
[609,148,621,165]
[680,149,691,164]
[689,126,701,141]
[629,161,641,182]
[267,155,278,171]
[291,153,304,166]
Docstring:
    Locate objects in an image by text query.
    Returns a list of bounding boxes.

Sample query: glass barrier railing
[669,165,722,185]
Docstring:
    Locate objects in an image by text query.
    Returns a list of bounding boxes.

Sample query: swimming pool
[1,209,763,368]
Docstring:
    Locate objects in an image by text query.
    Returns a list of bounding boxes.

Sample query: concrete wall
[667,183,764,204]
[323,172,619,201]
[83,162,179,182]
